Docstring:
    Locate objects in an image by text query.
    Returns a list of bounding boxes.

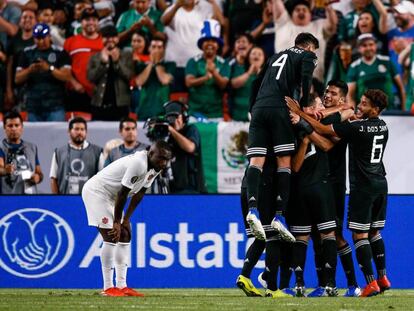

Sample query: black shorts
[331,182,346,233]
[247,107,296,158]
[241,180,279,240]
[287,180,336,235]
[347,190,387,233]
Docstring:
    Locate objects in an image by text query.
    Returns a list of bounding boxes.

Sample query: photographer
[164,101,206,194]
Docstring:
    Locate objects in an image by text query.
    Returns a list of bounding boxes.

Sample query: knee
[352,231,368,241]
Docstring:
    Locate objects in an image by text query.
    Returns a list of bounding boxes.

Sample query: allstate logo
[0,208,74,278]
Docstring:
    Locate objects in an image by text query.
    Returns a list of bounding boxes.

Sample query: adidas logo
[295,266,303,272]
[244,259,250,263]
[276,195,282,201]
[249,196,256,202]
[325,263,332,269]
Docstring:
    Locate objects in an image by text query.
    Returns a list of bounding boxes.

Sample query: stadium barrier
[0,195,412,289]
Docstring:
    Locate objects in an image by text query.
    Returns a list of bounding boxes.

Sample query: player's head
[294,32,319,52]
[68,117,87,146]
[324,80,348,108]
[3,111,24,143]
[119,117,137,144]
[357,89,388,118]
[148,140,173,171]
[303,93,324,114]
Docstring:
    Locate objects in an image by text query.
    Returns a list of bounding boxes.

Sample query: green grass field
[0,289,413,310]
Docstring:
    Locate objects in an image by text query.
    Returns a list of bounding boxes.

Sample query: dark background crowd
[0,0,414,123]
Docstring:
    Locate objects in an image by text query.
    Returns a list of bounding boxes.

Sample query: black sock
[292,239,308,286]
[354,239,375,284]
[275,168,291,214]
[370,234,386,278]
[246,165,262,209]
[241,239,266,278]
[311,230,325,287]
[338,243,358,287]
[279,242,293,289]
[321,236,337,287]
[265,239,281,291]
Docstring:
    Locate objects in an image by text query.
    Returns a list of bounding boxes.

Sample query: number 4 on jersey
[272,54,288,80]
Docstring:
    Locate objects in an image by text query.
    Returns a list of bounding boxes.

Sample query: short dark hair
[363,89,388,112]
[308,93,320,106]
[295,32,319,49]
[68,117,87,130]
[327,79,348,96]
[150,35,167,46]
[119,117,137,131]
[3,111,23,128]
[234,32,254,45]
[153,140,172,153]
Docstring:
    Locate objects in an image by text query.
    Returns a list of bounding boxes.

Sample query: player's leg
[236,179,265,297]
[333,182,359,296]
[279,241,293,291]
[348,190,380,297]
[307,227,327,297]
[369,193,390,293]
[246,109,269,240]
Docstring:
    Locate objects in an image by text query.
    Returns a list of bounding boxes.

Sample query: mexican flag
[195,122,249,193]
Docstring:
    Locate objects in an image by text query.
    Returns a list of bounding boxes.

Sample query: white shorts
[82,178,115,229]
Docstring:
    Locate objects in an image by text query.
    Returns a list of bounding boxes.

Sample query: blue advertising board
[0,195,413,289]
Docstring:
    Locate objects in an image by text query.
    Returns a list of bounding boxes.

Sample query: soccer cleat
[281,288,296,296]
[236,275,263,297]
[377,276,391,293]
[257,272,268,289]
[265,289,293,298]
[100,287,127,297]
[294,285,306,297]
[344,286,361,297]
[120,287,145,297]
[307,286,327,297]
[246,209,266,240]
[271,217,295,243]
[325,286,339,297]
[360,280,380,297]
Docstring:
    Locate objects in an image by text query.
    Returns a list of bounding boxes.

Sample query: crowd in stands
[0,0,414,122]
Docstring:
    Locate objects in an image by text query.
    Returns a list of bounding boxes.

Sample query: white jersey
[88,150,160,200]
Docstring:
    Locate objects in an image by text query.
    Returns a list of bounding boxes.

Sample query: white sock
[101,242,116,290]
[115,242,130,289]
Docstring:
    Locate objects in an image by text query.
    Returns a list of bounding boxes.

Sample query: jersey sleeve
[186,125,201,150]
[346,64,357,83]
[16,51,29,71]
[388,60,398,78]
[185,58,197,77]
[57,50,71,69]
[219,61,230,79]
[332,120,359,139]
[121,157,146,189]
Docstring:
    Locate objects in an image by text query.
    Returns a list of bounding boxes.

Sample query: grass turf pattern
[0,289,413,310]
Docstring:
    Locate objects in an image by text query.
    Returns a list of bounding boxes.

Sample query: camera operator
[164,101,206,194]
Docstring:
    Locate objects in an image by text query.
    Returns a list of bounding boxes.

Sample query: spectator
[88,25,133,120]
[5,8,36,111]
[8,0,38,11]
[272,0,338,82]
[161,0,225,91]
[105,117,149,166]
[0,111,43,194]
[185,19,229,119]
[37,2,65,48]
[399,41,414,111]
[388,0,414,74]
[325,41,353,83]
[250,0,275,57]
[347,33,406,110]
[135,35,175,120]
[116,0,166,45]
[64,8,103,113]
[94,0,116,29]
[15,23,71,121]
[50,117,103,194]
[102,138,123,162]
[131,30,149,62]
[0,0,21,48]
[338,0,380,43]
[228,33,254,121]
[0,42,6,111]
[164,101,206,193]
[69,0,92,35]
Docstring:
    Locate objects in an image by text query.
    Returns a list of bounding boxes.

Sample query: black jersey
[295,142,329,188]
[252,47,317,109]
[322,113,347,185]
[333,117,388,193]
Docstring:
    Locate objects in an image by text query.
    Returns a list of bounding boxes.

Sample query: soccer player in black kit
[286,89,391,298]
[245,32,319,243]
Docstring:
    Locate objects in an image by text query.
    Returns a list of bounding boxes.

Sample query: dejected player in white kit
[82,140,172,297]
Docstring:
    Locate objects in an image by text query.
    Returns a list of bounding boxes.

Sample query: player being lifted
[286,89,391,297]
[245,32,319,241]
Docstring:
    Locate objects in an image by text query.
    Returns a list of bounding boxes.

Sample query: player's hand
[109,222,121,242]
[289,111,300,124]
[121,219,132,240]
[313,110,323,121]
[285,96,301,113]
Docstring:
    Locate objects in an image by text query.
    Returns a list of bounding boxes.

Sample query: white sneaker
[246,209,266,240]
[271,217,295,243]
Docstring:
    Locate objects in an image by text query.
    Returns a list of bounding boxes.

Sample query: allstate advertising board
[0,195,413,288]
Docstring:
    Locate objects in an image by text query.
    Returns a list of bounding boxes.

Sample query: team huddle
[238,32,390,298]
[80,31,390,298]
